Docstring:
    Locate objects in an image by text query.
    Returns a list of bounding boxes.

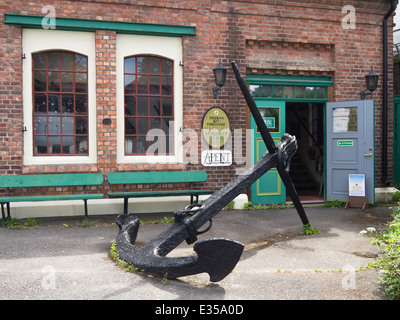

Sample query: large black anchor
[115,61,310,282]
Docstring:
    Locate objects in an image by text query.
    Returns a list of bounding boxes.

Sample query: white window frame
[22,29,97,165]
[116,34,183,164]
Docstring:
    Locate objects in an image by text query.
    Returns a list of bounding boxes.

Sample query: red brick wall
[0,0,395,196]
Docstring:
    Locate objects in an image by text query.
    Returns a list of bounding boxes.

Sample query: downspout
[382,0,398,186]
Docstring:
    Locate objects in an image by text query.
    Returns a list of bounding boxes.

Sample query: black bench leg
[123,198,128,215]
[190,195,199,205]
[1,203,5,228]
[83,199,89,221]
[6,202,10,219]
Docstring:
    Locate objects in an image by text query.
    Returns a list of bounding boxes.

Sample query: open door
[250,100,286,204]
[326,100,375,203]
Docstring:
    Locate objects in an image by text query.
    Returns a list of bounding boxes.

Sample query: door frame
[246,74,332,205]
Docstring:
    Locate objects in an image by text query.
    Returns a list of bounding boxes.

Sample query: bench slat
[0,173,104,189]
[0,193,104,203]
[108,190,213,199]
[107,171,207,185]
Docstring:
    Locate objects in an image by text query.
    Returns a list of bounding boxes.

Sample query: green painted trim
[246,74,333,87]
[4,14,196,37]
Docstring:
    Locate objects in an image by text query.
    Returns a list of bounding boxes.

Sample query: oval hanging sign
[202,107,230,148]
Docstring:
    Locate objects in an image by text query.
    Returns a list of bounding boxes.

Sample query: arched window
[124,55,174,155]
[32,50,88,155]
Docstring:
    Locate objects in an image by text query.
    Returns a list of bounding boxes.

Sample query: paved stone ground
[0,205,393,300]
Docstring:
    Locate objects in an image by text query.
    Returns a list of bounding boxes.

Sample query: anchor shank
[150,150,280,256]
[231,61,309,226]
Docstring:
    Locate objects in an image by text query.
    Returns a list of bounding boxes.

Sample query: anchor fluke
[194,238,244,282]
[115,214,244,282]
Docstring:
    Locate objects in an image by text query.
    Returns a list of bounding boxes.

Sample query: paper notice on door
[333,107,358,132]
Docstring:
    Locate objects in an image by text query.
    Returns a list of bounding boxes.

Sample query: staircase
[288,154,320,192]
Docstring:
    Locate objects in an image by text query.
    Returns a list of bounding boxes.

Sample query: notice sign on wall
[202,107,230,148]
[201,150,232,166]
[348,174,366,197]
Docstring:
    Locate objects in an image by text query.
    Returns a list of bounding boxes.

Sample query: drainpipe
[382,0,398,186]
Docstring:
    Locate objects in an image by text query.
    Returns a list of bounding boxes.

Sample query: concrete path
[0,205,392,300]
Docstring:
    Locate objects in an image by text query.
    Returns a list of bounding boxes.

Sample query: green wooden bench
[107,171,214,214]
[0,173,104,227]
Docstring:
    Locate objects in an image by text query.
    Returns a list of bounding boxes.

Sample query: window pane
[316,87,326,99]
[295,86,305,98]
[163,118,171,133]
[76,136,88,154]
[124,75,136,94]
[150,97,161,116]
[149,76,160,94]
[49,136,61,154]
[284,86,294,98]
[125,118,136,134]
[48,116,61,134]
[48,71,60,91]
[62,94,74,114]
[75,117,88,134]
[137,75,148,94]
[161,59,173,75]
[306,87,315,99]
[250,85,260,97]
[273,86,283,98]
[62,116,74,134]
[261,85,272,98]
[33,52,47,69]
[137,57,148,74]
[75,54,87,71]
[125,136,136,154]
[137,97,149,116]
[125,57,136,74]
[125,96,136,116]
[150,118,161,131]
[62,136,74,154]
[149,57,160,74]
[34,116,47,134]
[138,118,149,134]
[61,72,73,92]
[161,76,172,95]
[61,52,73,71]
[34,71,47,91]
[162,97,173,116]
[137,136,148,154]
[48,52,60,70]
[75,73,87,93]
[48,94,60,114]
[165,136,173,154]
[75,95,87,114]
[34,94,47,114]
[34,136,47,154]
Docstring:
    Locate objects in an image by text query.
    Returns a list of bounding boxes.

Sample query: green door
[251,100,286,205]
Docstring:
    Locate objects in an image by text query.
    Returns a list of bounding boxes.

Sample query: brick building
[0,0,397,216]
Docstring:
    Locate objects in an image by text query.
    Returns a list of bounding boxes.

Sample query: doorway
[286,102,324,202]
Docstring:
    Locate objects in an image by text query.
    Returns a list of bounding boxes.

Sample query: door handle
[364,153,373,157]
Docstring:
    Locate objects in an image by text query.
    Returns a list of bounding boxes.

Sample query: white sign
[348,174,365,197]
[201,150,232,167]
